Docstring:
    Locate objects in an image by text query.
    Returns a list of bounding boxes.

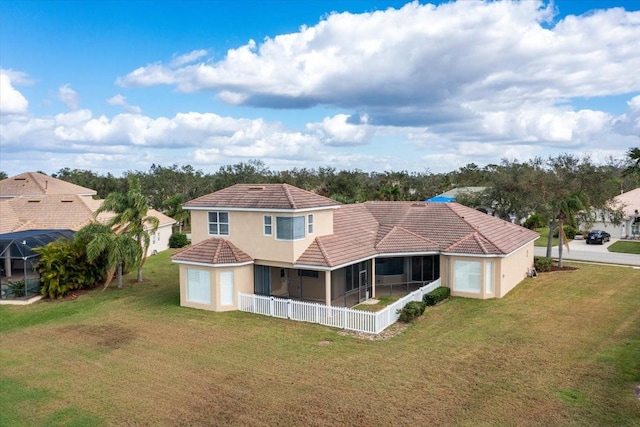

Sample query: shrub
[397,301,426,323]
[423,286,451,306]
[8,280,26,298]
[169,232,189,248]
[552,225,578,240]
[534,256,553,272]
[523,213,546,230]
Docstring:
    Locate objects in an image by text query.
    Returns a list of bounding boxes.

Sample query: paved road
[534,238,640,267]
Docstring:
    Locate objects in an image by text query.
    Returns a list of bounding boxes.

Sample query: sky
[1,0,639,177]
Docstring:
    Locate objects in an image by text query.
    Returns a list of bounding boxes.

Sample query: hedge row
[397,287,450,323]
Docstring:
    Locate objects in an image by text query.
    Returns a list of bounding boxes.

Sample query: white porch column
[371,258,376,298]
[325,271,331,306]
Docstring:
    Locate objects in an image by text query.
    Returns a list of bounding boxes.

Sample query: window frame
[308,214,314,234]
[208,211,229,236]
[263,215,272,236]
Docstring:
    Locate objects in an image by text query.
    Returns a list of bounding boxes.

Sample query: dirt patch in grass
[59,324,136,350]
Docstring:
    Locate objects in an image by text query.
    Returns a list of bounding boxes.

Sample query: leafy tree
[94,177,160,282]
[0,171,7,180]
[622,147,640,177]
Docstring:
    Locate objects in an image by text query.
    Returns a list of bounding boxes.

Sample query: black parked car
[586,230,611,245]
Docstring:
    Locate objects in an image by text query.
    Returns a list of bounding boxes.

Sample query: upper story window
[276,216,305,240]
[308,214,314,234]
[208,211,229,236]
[264,215,272,236]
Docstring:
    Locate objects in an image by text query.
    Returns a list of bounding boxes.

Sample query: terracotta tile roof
[184,183,340,210]
[0,172,97,198]
[172,238,253,265]
[375,225,440,253]
[296,200,538,268]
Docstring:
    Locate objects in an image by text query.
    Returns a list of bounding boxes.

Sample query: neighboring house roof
[184,183,341,210]
[0,194,175,234]
[172,237,252,265]
[0,195,103,233]
[614,187,640,218]
[297,201,538,268]
[0,172,97,198]
[426,186,486,202]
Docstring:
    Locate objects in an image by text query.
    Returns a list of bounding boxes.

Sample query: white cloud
[170,49,208,67]
[106,93,142,114]
[306,114,373,146]
[58,84,79,110]
[0,70,29,114]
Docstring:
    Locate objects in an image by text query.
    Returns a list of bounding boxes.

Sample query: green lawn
[534,227,558,247]
[1,251,639,426]
[609,240,640,255]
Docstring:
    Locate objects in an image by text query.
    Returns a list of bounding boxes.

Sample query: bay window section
[276,216,305,240]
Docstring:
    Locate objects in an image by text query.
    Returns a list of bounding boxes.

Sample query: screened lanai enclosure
[253,254,440,308]
[0,229,74,301]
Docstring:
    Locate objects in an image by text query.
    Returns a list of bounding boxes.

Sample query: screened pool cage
[0,230,75,300]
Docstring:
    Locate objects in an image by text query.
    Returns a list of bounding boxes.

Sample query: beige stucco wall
[189,209,334,263]
[495,241,534,298]
[442,241,534,299]
[178,263,254,312]
[145,223,173,257]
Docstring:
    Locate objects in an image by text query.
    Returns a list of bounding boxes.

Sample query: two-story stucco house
[172,184,539,312]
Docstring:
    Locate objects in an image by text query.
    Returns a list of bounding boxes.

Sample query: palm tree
[555,192,587,269]
[94,177,159,282]
[75,223,139,289]
[622,147,640,177]
[163,193,189,233]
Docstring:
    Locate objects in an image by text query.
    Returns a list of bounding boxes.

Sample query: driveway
[534,238,640,267]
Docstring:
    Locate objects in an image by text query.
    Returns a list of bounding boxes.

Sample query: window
[375,257,404,276]
[308,214,314,234]
[298,269,319,278]
[485,261,494,294]
[220,271,234,306]
[208,211,229,236]
[263,215,272,236]
[186,269,211,304]
[276,216,305,240]
[453,260,481,293]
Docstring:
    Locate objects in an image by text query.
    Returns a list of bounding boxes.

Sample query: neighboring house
[587,187,640,239]
[426,186,487,203]
[172,184,538,312]
[0,172,175,253]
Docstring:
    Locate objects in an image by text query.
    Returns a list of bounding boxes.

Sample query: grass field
[609,240,640,255]
[1,250,639,426]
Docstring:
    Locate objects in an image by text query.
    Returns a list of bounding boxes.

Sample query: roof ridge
[211,239,223,264]
[471,232,489,254]
[443,231,475,252]
[315,237,332,266]
[282,184,297,209]
[395,225,440,246]
[29,172,48,194]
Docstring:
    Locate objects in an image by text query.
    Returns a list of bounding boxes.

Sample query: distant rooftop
[0,172,97,198]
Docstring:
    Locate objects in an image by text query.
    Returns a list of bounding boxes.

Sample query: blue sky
[1,0,639,177]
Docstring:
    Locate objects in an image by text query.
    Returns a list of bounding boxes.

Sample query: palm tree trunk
[102,266,116,290]
[117,262,123,289]
[546,217,557,258]
[557,219,563,269]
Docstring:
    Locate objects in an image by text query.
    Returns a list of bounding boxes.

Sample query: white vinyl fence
[238,278,441,334]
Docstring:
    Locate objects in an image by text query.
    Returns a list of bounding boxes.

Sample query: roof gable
[184,183,340,210]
